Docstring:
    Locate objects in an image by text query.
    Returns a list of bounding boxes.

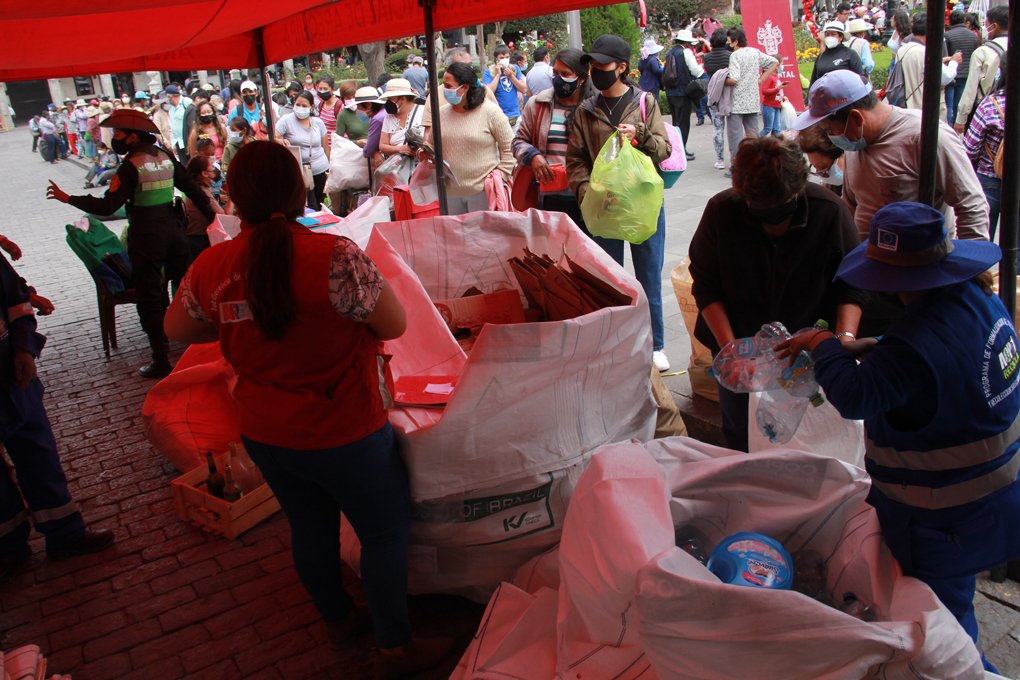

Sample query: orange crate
[171,452,280,539]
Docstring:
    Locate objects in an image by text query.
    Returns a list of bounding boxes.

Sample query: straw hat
[642,38,664,55]
[378,78,417,99]
[348,86,385,109]
[847,18,874,33]
[85,106,100,117]
[823,21,849,36]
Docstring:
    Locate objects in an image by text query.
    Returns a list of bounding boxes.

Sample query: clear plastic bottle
[756,386,811,444]
[712,322,792,393]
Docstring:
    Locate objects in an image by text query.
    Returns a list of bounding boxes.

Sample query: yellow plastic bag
[581,132,663,244]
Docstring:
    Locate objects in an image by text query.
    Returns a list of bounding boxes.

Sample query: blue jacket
[637,55,663,94]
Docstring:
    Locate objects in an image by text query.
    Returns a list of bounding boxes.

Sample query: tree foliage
[580,3,642,55]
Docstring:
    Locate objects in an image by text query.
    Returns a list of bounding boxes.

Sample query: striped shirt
[545,103,575,167]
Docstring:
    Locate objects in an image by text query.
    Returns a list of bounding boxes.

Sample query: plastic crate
[171,452,280,539]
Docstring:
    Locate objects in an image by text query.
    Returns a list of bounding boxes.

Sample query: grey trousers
[725,112,763,163]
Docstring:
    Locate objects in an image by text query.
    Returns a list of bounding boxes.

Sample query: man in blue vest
[47,109,216,379]
[0,253,113,581]
[663,30,704,161]
[779,202,1020,673]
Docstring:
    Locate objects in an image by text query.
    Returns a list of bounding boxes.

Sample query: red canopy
[0,0,617,81]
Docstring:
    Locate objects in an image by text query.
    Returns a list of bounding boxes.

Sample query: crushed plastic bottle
[711,322,792,394]
[839,592,876,621]
[674,526,710,565]
[791,549,828,602]
[756,386,811,444]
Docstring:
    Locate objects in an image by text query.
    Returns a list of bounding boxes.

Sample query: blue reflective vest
[866,281,1020,510]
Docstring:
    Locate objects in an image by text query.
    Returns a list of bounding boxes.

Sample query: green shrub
[385,48,423,73]
[870,64,889,91]
[719,14,743,30]
[580,3,642,56]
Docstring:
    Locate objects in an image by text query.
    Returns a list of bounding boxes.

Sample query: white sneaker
[653,350,670,373]
[713,160,725,170]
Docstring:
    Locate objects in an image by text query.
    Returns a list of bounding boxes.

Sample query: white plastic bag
[780,100,797,131]
[747,390,866,468]
[325,133,370,193]
[557,438,983,680]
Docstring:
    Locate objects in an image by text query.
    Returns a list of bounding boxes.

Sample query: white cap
[823,21,849,36]
[240,80,258,93]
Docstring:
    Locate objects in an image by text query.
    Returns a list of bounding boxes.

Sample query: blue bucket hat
[836,202,1000,292]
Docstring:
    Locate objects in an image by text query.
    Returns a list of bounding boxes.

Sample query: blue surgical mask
[819,162,843,185]
[827,114,867,152]
[356,110,371,122]
[443,86,464,106]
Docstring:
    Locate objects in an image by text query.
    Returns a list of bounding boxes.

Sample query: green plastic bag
[580,131,664,244]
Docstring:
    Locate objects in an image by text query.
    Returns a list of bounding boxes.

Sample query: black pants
[307,171,327,211]
[31,133,39,152]
[126,207,190,364]
[668,95,694,147]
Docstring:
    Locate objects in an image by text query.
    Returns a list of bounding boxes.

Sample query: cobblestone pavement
[0,122,1016,679]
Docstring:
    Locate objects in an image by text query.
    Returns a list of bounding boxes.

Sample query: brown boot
[373,637,455,680]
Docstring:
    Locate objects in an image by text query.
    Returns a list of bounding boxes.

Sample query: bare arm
[165,292,219,344]
[701,302,735,348]
[364,280,406,340]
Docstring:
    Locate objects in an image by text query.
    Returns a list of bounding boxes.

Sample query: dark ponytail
[225,141,306,341]
[447,62,486,110]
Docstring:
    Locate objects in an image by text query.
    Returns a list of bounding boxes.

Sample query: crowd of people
[12,8,1014,674]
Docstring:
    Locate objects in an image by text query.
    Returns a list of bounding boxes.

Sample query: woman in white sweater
[438,63,515,215]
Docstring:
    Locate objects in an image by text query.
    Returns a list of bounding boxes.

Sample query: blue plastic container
[660,169,684,188]
[707,532,794,590]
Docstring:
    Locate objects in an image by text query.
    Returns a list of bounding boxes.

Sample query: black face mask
[748,199,798,225]
[590,67,621,92]
[384,100,399,115]
[552,76,580,99]
[318,90,333,100]
[111,137,131,155]
[199,114,215,124]
[242,94,257,105]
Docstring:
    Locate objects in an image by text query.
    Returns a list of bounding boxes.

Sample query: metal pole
[916,10,944,206]
[567,11,583,50]
[998,1,1018,316]
[421,0,448,215]
[254,28,276,141]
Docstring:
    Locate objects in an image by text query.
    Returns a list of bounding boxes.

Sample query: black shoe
[138,362,173,379]
[326,606,372,651]
[696,119,705,126]
[685,151,696,160]
[0,546,31,583]
[46,529,115,562]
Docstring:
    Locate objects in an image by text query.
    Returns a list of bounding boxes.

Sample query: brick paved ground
[0,122,1016,679]
[0,129,480,679]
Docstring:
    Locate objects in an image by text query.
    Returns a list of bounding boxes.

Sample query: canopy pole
[998,0,1018,316]
[916,9,944,207]
[255,27,276,141]
[421,0,448,215]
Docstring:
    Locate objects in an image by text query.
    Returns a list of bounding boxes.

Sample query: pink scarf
[484,169,514,212]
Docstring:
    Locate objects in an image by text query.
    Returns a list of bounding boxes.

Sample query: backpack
[884,43,921,107]
[661,51,681,89]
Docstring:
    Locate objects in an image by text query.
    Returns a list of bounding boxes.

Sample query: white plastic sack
[747,390,866,468]
[340,454,591,601]
[207,213,241,246]
[369,209,657,500]
[557,437,983,680]
[204,197,390,248]
[324,133,370,193]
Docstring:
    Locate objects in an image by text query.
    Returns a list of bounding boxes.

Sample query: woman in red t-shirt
[165,141,452,676]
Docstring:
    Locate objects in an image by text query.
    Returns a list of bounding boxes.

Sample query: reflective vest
[865,281,1020,510]
[129,148,175,207]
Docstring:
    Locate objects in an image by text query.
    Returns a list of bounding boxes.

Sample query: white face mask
[293,106,311,120]
[824,36,841,49]
[498,58,510,69]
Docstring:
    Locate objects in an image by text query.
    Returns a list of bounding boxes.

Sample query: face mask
[199,114,215,124]
[227,131,242,144]
[497,58,510,69]
[215,103,224,112]
[242,94,257,105]
[552,75,580,99]
[293,106,311,119]
[121,97,130,104]
[821,163,844,185]
[590,67,620,92]
[356,110,372,122]
[384,100,399,115]
[827,113,867,152]
[519,62,528,72]
[443,86,464,106]
[748,199,798,225]
[304,79,314,87]
[318,90,333,100]
[824,36,841,49]
[111,137,130,154]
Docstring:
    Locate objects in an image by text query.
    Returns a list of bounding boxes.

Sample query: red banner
[739,0,806,111]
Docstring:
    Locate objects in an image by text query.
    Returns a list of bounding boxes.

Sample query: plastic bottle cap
[809,393,825,407]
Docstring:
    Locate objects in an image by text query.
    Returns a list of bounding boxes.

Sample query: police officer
[47,109,215,378]
[779,202,1020,673]
[0,252,113,581]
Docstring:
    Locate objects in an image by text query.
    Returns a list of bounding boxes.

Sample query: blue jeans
[586,206,666,351]
[979,173,1001,241]
[243,423,412,648]
[695,75,710,122]
[946,80,966,125]
[760,106,782,136]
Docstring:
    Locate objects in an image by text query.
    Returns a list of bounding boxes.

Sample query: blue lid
[707,532,793,590]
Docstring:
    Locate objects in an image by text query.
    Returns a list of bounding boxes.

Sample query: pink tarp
[0,0,619,81]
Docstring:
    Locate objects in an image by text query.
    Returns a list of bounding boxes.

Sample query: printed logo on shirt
[998,335,1018,381]
[875,229,899,251]
[219,299,251,324]
[982,318,1020,408]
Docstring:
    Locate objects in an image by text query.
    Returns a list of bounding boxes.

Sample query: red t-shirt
[178,224,388,449]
